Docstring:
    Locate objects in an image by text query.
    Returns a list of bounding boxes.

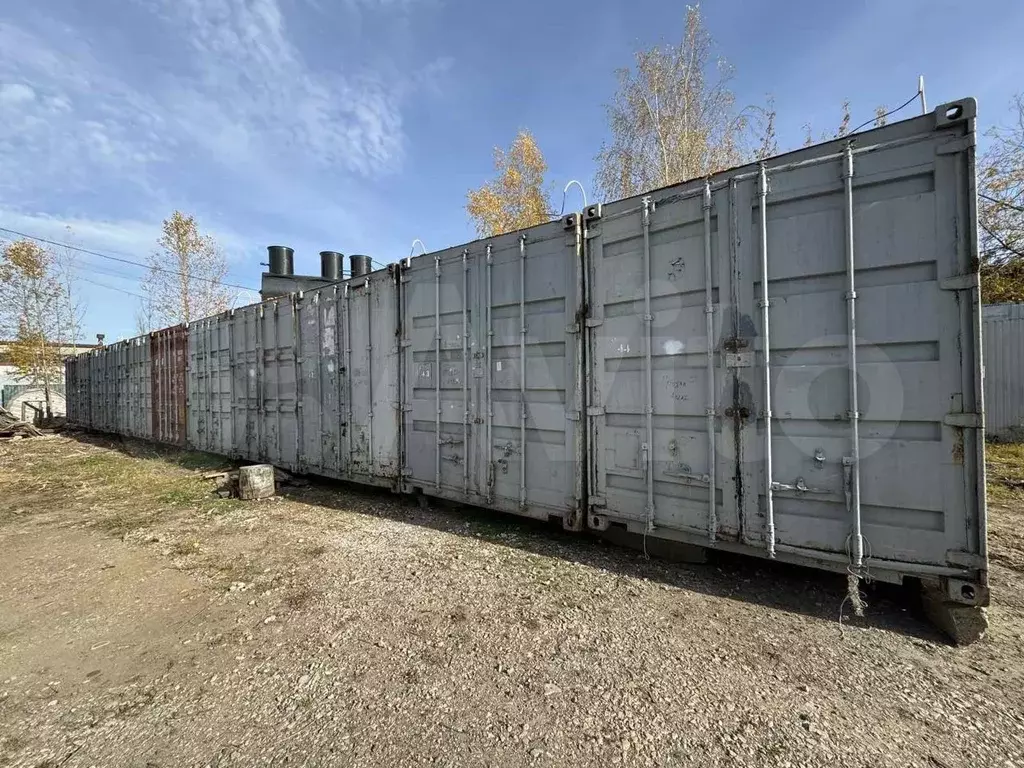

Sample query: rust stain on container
[151,325,188,446]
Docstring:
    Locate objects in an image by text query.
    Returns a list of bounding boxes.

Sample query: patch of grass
[92,510,159,538]
[156,482,206,506]
[215,559,263,585]
[175,451,231,472]
[986,442,1024,506]
[169,539,201,556]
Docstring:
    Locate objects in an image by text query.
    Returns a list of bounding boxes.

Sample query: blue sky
[1,0,1021,342]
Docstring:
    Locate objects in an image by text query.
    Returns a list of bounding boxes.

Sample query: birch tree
[979,94,1024,303]
[595,5,759,200]
[466,130,553,238]
[52,232,87,347]
[139,211,232,330]
[0,239,65,418]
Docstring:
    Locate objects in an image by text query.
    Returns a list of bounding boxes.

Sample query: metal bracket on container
[933,98,976,129]
[587,406,605,416]
[943,412,982,428]
[936,135,975,155]
[563,213,579,230]
[946,550,986,569]
[771,477,830,495]
[566,410,581,422]
[584,204,602,222]
[725,352,754,368]
[939,273,981,291]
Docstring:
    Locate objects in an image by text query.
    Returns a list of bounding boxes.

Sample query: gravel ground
[1,434,1023,767]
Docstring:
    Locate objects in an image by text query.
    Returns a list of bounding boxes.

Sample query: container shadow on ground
[72,432,946,646]
[287,479,945,645]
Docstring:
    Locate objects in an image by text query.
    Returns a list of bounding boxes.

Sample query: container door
[400,245,475,498]
[481,219,584,525]
[260,297,299,468]
[748,104,984,567]
[344,270,402,483]
[296,287,343,476]
[585,189,733,541]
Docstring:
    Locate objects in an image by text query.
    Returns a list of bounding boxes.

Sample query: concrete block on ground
[238,464,276,501]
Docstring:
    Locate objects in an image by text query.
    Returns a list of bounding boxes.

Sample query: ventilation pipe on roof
[349,254,371,278]
[267,245,294,276]
[319,251,343,281]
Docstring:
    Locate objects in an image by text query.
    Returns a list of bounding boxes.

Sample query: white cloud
[151,0,409,176]
[0,1,444,209]
[0,82,36,105]
[0,20,169,201]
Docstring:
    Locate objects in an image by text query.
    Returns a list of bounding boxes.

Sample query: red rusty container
[150,325,188,446]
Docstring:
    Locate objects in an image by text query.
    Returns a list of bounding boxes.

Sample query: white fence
[984,303,1024,441]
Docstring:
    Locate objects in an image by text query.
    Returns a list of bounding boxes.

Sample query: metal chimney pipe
[319,251,343,281]
[349,254,371,278]
[267,245,294,276]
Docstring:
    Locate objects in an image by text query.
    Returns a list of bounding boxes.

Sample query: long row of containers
[66,99,988,639]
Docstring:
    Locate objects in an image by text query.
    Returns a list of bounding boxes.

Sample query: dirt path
[2,435,1023,767]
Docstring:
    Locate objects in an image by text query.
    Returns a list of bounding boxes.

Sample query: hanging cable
[558,180,589,217]
[0,225,260,293]
[849,92,920,136]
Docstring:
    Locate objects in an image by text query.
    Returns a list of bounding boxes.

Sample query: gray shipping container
[67,338,152,439]
[400,218,585,527]
[585,98,986,595]
[983,302,1024,441]
[187,268,402,488]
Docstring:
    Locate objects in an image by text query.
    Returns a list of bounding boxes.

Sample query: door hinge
[940,273,980,291]
[587,406,605,416]
[943,412,982,428]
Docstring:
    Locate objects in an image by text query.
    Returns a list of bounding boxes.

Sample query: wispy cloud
[0,0,445,214]
[147,0,411,176]
[0,19,168,204]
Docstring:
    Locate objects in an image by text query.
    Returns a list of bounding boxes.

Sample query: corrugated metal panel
[117,336,151,438]
[188,273,402,486]
[983,303,1024,440]
[343,269,402,484]
[586,97,985,584]
[192,297,303,469]
[295,287,344,474]
[151,326,187,446]
[401,218,584,527]
[188,316,234,455]
[64,358,79,424]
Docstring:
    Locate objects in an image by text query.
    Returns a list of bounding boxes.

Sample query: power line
[0,225,260,293]
[76,275,147,300]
